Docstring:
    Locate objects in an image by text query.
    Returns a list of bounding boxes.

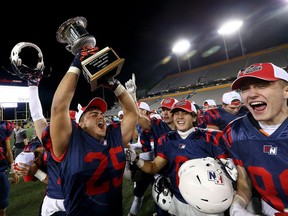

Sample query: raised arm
[28,85,48,142]
[50,49,95,157]
[125,73,151,130]
[107,78,138,147]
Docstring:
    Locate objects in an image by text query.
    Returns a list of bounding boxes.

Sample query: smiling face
[172,110,197,132]
[79,107,107,140]
[239,78,288,125]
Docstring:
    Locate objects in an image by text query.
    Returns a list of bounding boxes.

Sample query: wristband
[67,66,81,76]
[233,194,248,208]
[136,158,144,168]
[133,156,144,168]
[114,84,125,97]
[34,169,47,181]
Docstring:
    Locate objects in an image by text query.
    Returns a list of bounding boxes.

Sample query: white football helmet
[10,42,45,84]
[178,157,234,214]
[152,175,173,211]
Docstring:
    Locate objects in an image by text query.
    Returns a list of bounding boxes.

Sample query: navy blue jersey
[139,128,153,152]
[47,121,126,216]
[0,121,14,172]
[46,152,63,199]
[204,106,248,130]
[221,113,288,212]
[157,128,226,203]
[41,126,64,200]
[150,118,172,153]
[197,114,206,128]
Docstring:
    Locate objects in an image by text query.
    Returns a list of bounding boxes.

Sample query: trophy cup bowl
[56,16,124,91]
[56,16,96,55]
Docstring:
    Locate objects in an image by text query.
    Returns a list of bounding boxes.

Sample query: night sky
[1,0,288,118]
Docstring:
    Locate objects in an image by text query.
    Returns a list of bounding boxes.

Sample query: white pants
[41,195,65,216]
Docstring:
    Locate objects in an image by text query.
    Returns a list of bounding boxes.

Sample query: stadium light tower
[172,39,191,72]
[218,20,244,59]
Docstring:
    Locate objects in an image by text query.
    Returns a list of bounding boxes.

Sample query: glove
[220,158,238,181]
[125,148,138,164]
[230,195,260,216]
[104,77,121,91]
[125,73,137,101]
[125,148,144,168]
[69,47,99,75]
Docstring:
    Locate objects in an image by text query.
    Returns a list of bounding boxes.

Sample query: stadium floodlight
[218,20,243,35]
[218,20,245,58]
[172,39,191,72]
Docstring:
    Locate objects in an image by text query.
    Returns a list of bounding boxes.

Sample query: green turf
[123,178,156,215]
[7,177,47,216]
[7,176,155,216]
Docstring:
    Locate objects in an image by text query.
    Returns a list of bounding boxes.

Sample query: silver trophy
[56,16,124,91]
[56,16,96,55]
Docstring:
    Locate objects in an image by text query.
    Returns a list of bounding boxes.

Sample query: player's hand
[11,173,20,185]
[125,148,138,164]
[125,73,137,101]
[27,70,43,86]
[70,47,99,70]
[103,77,121,91]
[220,158,238,181]
[125,73,137,94]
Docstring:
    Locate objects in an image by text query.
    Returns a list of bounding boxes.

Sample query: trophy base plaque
[81,47,125,91]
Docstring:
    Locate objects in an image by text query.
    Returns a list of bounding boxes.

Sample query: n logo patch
[263,145,277,155]
[207,170,223,185]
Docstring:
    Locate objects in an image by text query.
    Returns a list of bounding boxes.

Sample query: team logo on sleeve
[263,145,278,155]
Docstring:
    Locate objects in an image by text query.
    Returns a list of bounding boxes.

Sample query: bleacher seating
[107,43,288,116]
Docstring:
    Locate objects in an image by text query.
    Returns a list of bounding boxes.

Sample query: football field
[7,175,155,216]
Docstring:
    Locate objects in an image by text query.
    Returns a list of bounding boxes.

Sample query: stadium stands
[107,43,288,116]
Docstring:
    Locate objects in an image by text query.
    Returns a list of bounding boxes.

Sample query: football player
[222,62,288,215]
